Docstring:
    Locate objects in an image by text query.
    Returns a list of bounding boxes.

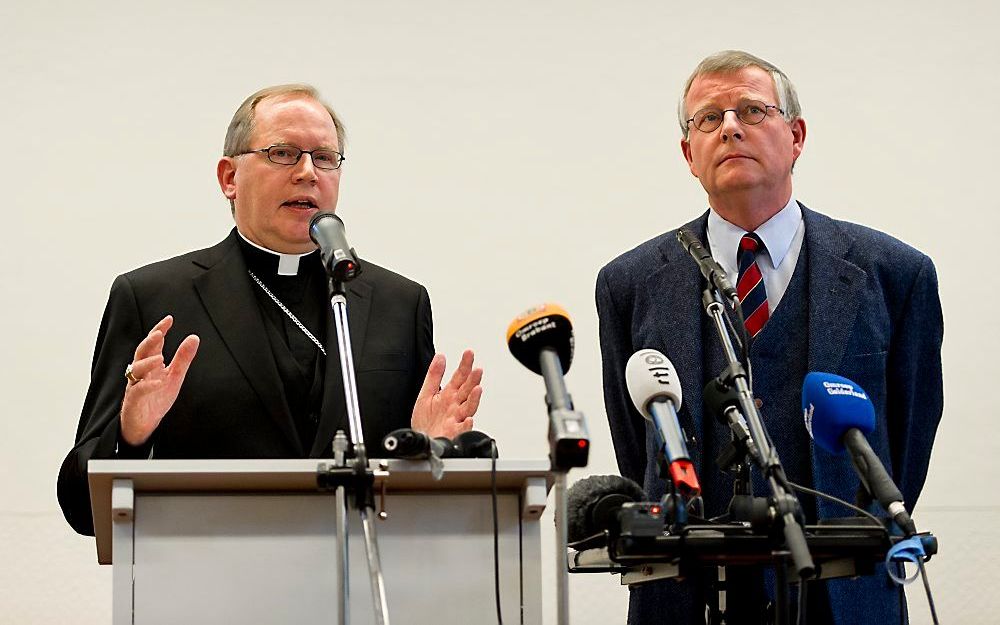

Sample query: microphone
[802,372,917,536]
[703,376,760,464]
[625,349,701,497]
[452,430,497,459]
[675,228,737,300]
[308,212,362,282]
[566,474,645,543]
[506,304,589,470]
[382,428,457,459]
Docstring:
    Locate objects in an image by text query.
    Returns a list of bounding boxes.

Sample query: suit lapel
[193,232,304,455]
[648,214,709,475]
[311,278,373,456]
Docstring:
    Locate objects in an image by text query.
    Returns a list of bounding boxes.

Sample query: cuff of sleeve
[108,416,154,459]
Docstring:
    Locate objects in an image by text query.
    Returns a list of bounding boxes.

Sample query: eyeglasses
[686,100,785,133]
[238,144,345,171]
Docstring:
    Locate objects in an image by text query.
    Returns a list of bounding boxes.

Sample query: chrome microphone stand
[700,287,815,611]
[323,276,391,625]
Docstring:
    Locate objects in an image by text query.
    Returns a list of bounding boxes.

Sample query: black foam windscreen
[453,430,496,458]
[566,474,646,543]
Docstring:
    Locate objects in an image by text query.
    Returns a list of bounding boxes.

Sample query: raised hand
[120,316,200,446]
[411,350,483,439]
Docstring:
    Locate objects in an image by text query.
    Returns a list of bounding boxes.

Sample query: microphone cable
[797,579,808,625]
[785,481,888,534]
[490,439,503,625]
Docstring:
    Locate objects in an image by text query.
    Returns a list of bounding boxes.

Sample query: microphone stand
[699,287,815,622]
[541,349,584,625]
[320,277,391,625]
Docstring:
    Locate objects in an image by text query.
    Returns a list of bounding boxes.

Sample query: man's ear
[217,157,237,200]
[681,137,698,178]
[790,117,806,162]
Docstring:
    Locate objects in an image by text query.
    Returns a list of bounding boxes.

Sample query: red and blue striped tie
[737,233,769,338]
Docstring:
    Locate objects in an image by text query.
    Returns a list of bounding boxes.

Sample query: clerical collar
[236,230,317,276]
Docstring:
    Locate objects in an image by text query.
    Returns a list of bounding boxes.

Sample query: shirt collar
[707,196,801,269]
[236,229,315,276]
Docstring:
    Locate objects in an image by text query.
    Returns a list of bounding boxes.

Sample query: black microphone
[309,212,362,282]
[566,474,645,543]
[625,349,701,497]
[676,228,737,300]
[452,430,497,459]
[382,428,458,459]
[703,376,760,463]
[506,304,589,470]
[802,372,917,536]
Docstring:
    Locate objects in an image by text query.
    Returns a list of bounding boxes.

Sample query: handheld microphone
[676,228,737,300]
[382,428,457,459]
[309,212,362,282]
[506,304,589,470]
[802,372,917,536]
[625,349,701,497]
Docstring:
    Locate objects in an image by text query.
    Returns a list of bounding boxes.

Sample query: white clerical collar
[707,196,801,270]
[236,230,314,276]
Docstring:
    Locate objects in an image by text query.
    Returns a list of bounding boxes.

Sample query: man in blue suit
[596,51,943,624]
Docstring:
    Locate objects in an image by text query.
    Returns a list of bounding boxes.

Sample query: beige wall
[2,1,997,623]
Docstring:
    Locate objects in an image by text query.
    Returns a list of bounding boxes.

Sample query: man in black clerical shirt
[58,84,483,536]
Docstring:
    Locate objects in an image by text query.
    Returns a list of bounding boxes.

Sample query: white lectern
[89,458,552,625]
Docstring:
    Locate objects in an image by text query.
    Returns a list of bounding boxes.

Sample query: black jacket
[58,229,434,535]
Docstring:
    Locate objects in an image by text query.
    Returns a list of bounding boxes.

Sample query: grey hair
[678,50,801,138]
[223,83,347,157]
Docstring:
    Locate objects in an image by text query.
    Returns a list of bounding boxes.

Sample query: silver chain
[247,270,326,356]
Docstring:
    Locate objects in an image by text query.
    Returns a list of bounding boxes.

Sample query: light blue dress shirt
[706,196,805,312]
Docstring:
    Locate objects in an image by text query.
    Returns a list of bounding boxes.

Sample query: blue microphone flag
[801,372,876,454]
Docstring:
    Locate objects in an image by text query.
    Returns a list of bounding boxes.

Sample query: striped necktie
[737,233,769,338]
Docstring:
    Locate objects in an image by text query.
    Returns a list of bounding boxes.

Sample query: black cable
[898,580,905,625]
[786,481,888,533]
[796,579,807,625]
[491,440,503,625]
[917,560,940,625]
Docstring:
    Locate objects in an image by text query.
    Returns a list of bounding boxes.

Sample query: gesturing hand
[410,350,483,439]
[120,315,200,446]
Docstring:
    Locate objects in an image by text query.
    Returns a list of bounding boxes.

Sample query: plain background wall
[2,1,997,623]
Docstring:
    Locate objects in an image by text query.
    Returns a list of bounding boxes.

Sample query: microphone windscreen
[452,430,496,458]
[802,372,876,454]
[566,474,645,543]
[505,303,574,375]
[625,349,683,417]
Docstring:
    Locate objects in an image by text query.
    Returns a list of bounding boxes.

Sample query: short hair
[678,50,801,138]
[223,83,347,156]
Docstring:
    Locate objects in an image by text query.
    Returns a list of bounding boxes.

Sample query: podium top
[88,458,553,564]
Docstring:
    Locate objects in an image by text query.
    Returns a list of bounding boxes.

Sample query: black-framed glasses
[239,144,345,171]
[686,100,785,133]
